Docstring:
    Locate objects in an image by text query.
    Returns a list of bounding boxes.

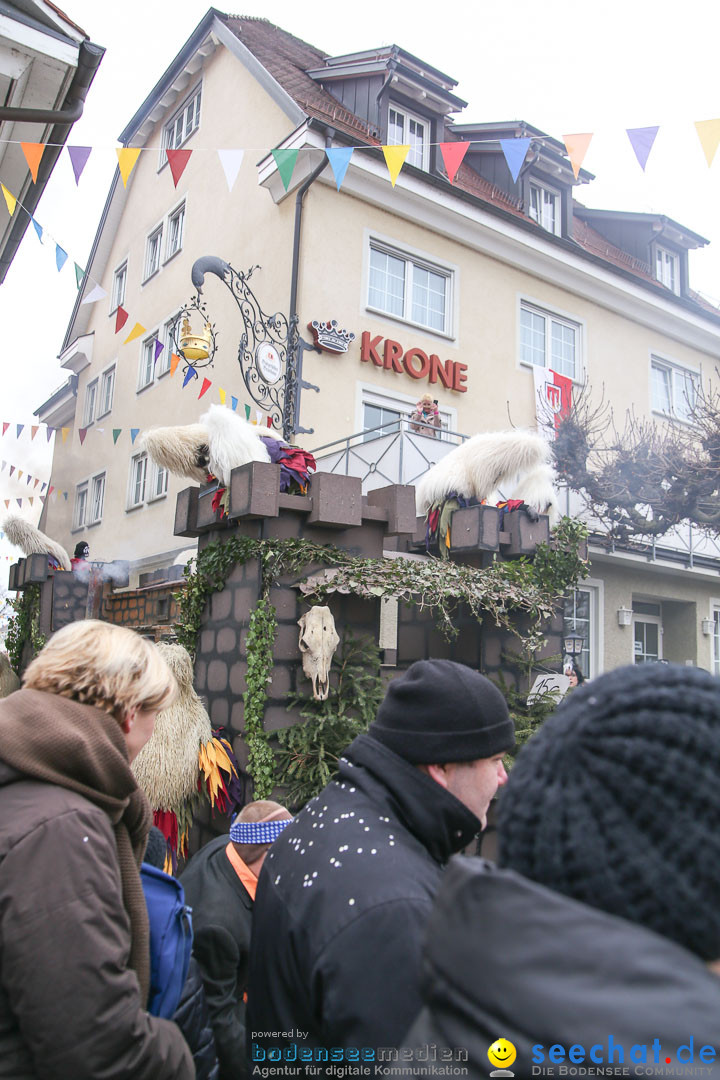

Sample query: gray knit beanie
[499,662,720,960]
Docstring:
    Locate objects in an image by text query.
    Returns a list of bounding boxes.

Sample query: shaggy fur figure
[0,653,20,698]
[132,642,212,811]
[415,429,559,521]
[3,515,71,571]
[141,405,281,487]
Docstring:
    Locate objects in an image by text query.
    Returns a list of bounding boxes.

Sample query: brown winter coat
[0,689,194,1080]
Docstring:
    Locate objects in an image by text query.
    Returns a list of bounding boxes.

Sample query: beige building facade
[37,11,720,678]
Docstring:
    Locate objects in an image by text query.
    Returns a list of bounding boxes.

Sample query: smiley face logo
[487,1038,517,1073]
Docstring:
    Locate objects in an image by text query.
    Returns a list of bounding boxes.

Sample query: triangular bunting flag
[78,428,88,446]
[182,366,197,388]
[198,377,212,399]
[81,283,107,305]
[67,145,92,185]
[39,496,45,505]
[48,486,54,496]
[326,147,353,191]
[55,245,68,271]
[499,138,532,183]
[41,482,46,492]
[130,428,140,445]
[255,411,262,425]
[15,499,21,508]
[112,429,121,444]
[166,148,192,187]
[439,142,470,184]
[1,423,7,436]
[563,133,593,179]
[170,353,181,376]
[25,475,31,485]
[217,149,244,192]
[123,322,146,344]
[3,501,7,510]
[115,306,129,334]
[272,148,299,192]
[267,416,273,428]
[63,492,68,501]
[28,497,33,506]
[231,396,238,411]
[218,388,226,405]
[116,147,142,187]
[382,145,410,187]
[46,428,54,442]
[9,466,14,477]
[695,119,720,167]
[1,184,16,215]
[153,339,164,361]
[16,471,22,480]
[61,428,69,443]
[245,404,251,420]
[30,426,38,440]
[21,142,45,183]
[31,218,43,243]
[33,478,39,488]
[74,263,85,288]
[626,126,659,171]
[15,425,23,438]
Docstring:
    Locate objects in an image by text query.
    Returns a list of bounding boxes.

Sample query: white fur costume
[3,515,71,571]
[141,405,282,487]
[415,429,559,522]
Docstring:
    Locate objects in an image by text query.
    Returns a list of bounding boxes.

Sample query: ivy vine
[5,585,46,675]
[243,597,278,799]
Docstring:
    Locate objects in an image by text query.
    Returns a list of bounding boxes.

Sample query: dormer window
[529,182,561,236]
[388,105,428,170]
[655,246,680,295]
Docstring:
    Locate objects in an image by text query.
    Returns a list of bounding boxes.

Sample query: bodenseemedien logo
[487,1038,516,1077]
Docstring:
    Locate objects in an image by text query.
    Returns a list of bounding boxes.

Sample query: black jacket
[181,833,254,1080]
[404,858,720,1079]
[174,956,220,1080]
[247,734,482,1066]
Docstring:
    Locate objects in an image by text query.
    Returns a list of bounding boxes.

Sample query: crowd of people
[1,622,719,1079]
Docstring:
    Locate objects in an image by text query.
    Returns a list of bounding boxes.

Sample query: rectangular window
[90,473,105,524]
[388,105,428,170]
[360,386,454,444]
[529,183,561,235]
[363,402,402,442]
[563,589,592,678]
[138,335,157,390]
[158,313,180,376]
[144,226,163,280]
[656,247,680,294]
[651,357,698,422]
[112,262,127,311]
[83,380,97,427]
[368,242,450,334]
[162,86,201,154]
[73,484,88,529]
[99,366,115,417]
[520,302,580,381]
[129,453,148,508]
[166,203,185,259]
[151,461,169,500]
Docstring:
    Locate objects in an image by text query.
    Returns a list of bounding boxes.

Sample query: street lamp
[563,631,585,659]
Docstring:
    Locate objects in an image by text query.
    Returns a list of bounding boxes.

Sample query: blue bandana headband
[230,818,293,844]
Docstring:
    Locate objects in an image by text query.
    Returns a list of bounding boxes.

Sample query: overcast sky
[1,0,719,574]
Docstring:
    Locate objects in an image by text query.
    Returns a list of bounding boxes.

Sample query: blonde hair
[232,799,292,866]
[23,620,177,722]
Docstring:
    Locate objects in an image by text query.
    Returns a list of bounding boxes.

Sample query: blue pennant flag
[326,147,354,191]
[231,396,238,411]
[183,366,197,388]
[499,138,532,183]
[130,428,140,445]
[31,218,43,243]
[55,244,68,271]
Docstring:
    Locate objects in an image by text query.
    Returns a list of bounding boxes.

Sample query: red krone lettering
[429,354,454,389]
[403,347,430,380]
[452,362,468,392]
[360,331,383,366]
[383,339,404,373]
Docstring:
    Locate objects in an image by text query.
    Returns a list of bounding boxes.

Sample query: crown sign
[308,319,356,354]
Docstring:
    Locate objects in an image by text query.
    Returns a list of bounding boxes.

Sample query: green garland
[5,585,46,675]
[243,597,278,799]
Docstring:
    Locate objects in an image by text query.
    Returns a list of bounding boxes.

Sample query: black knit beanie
[368,659,514,764]
[499,662,720,961]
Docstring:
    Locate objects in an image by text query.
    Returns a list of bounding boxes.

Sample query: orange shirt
[224,842,258,901]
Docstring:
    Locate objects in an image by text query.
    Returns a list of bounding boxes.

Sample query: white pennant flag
[81,283,108,305]
[217,149,244,192]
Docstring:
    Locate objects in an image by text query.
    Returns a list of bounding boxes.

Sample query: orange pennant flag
[170,353,181,377]
[21,142,45,183]
[563,133,593,179]
[116,147,142,188]
[382,145,410,187]
[61,428,69,444]
[30,425,39,440]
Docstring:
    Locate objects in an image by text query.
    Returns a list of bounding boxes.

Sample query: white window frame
[528,181,562,236]
[158,311,181,376]
[563,579,603,680]
[128,452,148,510]
[366,235,455,338]
[111,260,127,313]
[655,245,680,295]
[518,297,584,383]
[144,224,163,282]
[98,364,116,419]
[650,354,699,424]
[165,201,185,261]
[356,382,457,442]
[149,460,169,502]
[73,482,88,530]
[89,472,106,525]
[387,102,429,170]
[137,331,160,392]
[83,379,97,427]
[160,84,202,166]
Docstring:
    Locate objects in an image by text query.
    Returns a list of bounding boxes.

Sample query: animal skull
[298,606,339,701]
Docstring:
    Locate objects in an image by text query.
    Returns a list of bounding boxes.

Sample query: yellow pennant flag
[563,133,593,179]
[695,119,720,167]
[116,147,142,188]
[17,470,22,480]
[61,428,69,443]
[123,322,147,344]
[382,145,410,188]
[21,142,45,183]
[170,353,181,377]
[218,388,226,405]
[1,184,16,215]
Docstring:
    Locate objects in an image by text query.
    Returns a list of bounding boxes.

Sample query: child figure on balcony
[410,394,441,437]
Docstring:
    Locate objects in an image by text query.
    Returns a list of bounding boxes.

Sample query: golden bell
[178,316,212,362]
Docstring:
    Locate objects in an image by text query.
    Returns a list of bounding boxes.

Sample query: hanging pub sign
[359,331,468,392]
[255,341,282,384]
[308,319,355,354]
